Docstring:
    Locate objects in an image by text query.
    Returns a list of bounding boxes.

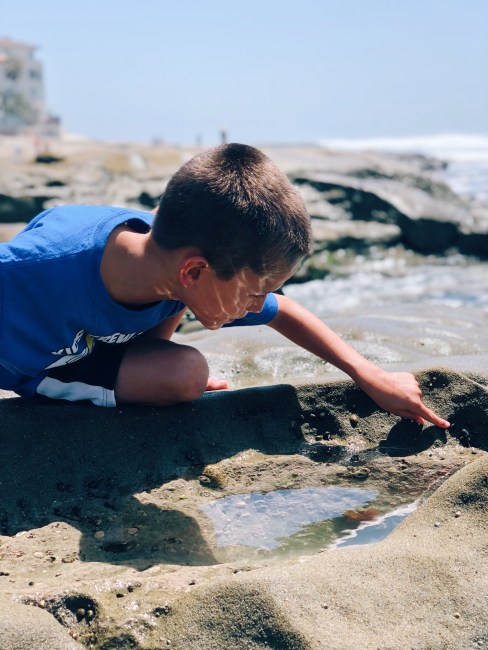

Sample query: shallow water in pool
[199,486,415,564]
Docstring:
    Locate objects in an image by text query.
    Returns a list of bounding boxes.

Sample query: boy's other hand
[206,377,229,392]
[356,369,450,429]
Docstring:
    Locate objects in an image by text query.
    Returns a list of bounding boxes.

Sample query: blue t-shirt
[0,206,278,396]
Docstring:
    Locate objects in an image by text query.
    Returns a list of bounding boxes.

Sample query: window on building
[5,57,22,81]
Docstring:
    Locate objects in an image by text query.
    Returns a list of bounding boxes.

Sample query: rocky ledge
[294,172,488,258]
[1,140,487,277]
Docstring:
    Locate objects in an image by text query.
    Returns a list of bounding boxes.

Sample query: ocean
[286,134,488,316]
[318,133,488,201]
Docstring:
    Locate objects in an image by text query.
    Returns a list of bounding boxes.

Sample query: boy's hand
[356,369,450,428]
[270,295,450,428]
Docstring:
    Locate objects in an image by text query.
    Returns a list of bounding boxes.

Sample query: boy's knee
[116,339,210,407]
[175,346,209,403]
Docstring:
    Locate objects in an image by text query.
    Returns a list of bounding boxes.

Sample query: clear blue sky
[1,0,487,145]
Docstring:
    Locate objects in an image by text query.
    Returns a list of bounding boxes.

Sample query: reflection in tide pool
[331,502,417,549]
[199,487,378,553]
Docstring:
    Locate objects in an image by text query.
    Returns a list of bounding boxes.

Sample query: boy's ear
[179,256,210,287]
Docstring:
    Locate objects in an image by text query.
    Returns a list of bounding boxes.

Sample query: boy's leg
[115,309,211,406]
[38,337,221,407]
[115,338,211,406]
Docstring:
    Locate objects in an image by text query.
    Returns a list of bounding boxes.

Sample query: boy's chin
[196,313,239,330]
[204,323,224,330]
[199,318,226,330]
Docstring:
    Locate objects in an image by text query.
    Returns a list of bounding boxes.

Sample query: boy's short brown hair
[152,143,311,279]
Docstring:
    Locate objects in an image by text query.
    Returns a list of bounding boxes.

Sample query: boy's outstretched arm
[268,294,450,428]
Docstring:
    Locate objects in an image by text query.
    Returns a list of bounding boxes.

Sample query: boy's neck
[100,225,188,307]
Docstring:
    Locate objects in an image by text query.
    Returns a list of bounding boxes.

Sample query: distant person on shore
[0,144,449,428]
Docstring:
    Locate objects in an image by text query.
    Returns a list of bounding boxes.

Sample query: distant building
[0,37,60,136]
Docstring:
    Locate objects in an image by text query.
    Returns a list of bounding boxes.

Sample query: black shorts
[36,342,131,407]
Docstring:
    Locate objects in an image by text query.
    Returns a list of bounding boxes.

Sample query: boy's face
[183,265,292,330]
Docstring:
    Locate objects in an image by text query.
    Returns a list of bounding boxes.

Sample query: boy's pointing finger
[417,403,451,429]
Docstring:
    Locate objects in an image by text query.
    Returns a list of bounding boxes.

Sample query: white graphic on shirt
[46,329,142,369]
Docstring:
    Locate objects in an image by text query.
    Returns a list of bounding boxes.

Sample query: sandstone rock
[0,596,82,650]
[0,361,487,649]
[293,172,484,255]
[0,140,185,224]
[458,205,488,256]
[0,222,25,242]
[296,183,350,220]
[0,193,47,223]
[311,218,402,251]
[265,146,448,184]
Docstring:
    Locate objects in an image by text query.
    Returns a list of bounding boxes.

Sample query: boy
[0,144,449,428]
